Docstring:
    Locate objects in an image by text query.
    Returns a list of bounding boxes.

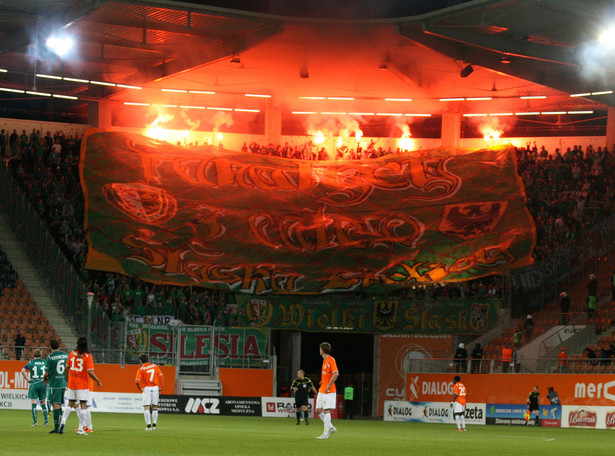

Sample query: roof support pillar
[88,100,112,129]
[441,112,461,147]
[265,99,282,147]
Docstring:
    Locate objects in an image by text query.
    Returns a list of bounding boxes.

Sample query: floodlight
[46,36,73,57]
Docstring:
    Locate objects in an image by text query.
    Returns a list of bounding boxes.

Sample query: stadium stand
[3,125,615,372]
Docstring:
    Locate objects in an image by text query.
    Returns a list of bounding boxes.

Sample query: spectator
[587,273,598,298]
[513,348,523,373]
[523,315,534,341]
[470,343,483,373]
[557,347,569,373]
[585,347,598,366]
[512,326,523,347]
[453,343,468,373]
[559,292,571,325]
[14,332,25,360]
[599,346,612,366]
[587,274,598,319]
[502,344,513,373]
[587,295,597,320]
[547,386,560,405]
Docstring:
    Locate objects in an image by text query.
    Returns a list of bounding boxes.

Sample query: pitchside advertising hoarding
[261,397,315,418]
[383,401,485,425]
[485,404,561,427]
[404,373,615,406]
[561,406,615,430]
[0,389,143,413]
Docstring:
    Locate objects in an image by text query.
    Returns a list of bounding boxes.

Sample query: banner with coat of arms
[237,294,499,334]
[81,131,535,295]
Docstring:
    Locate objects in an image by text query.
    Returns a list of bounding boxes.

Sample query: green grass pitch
[0,410,612,456]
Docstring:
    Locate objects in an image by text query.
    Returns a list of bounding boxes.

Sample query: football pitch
[0,410,611,456]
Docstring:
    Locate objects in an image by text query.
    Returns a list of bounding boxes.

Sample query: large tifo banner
[81,131,535,294]
[126,324,268,366]
[236,294,499,334]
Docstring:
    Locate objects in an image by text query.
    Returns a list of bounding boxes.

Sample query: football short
[295,397,308,409]
[528,403,539,412]
[28,382,46,401]
[453,401,466,415]
[142,386,160,406]
[66,388,90,402]
[316,392,336,410]
[48,387,66,404]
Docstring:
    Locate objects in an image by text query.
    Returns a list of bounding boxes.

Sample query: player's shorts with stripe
[142,386,160,406]
[66,388,90,402]
[316,392,336,410]
[48,387,66,404]
[28,382,46,401]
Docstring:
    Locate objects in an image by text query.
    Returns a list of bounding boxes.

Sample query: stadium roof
[0,0,614,120]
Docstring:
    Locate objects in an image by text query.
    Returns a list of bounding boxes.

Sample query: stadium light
[599,26,615,46]
[46,36,73,57]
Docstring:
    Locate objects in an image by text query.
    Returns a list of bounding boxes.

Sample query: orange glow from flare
[143,113,191,144]
[398,132,414,152]
[313,131,326,144]
[355,130,363,141]
[482,127,503,144]
[216,133,223,141]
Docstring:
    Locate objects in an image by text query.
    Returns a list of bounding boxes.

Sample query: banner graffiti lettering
[82,131,535,294]
[125,324,268,366]
[236,294,500,334]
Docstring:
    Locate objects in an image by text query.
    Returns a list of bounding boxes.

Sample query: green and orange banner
[81,130,535,294]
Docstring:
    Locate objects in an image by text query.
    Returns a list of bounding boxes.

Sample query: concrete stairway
[0,210,79,351]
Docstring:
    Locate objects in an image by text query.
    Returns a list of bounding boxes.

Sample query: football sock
[60,406,72,425]
[303,411,308,421]
[460,414,466,429]
[31,404,37,424]
[152,410,158,425]
[53,409,61,430]
[455,414,461,430]
[78,408,87,430]
[85,409,92,429]
[323,413,331,432]
[42,405,48,424]
[144,410,151,425]
[296,411,301,422]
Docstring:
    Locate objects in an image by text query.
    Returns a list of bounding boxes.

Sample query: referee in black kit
[291,369,318,425]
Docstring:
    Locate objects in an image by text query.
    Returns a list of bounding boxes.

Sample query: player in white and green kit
[20,348,49,426]
[44,339,68,433]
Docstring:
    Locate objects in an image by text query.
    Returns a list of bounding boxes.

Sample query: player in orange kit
[135,353,164,431]
[451,375,467,432]
[315,342,339,440]
[59,337,102,435]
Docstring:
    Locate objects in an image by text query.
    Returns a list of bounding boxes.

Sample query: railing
[405,357,615,374]
[538,313,591,357]
[0,164,87,335]
[510,213,615,314]
[0,344,134,365]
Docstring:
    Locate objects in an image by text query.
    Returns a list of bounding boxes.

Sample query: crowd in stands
[518,142,615,261]
[2,128,615,327]
[242,139,399,160]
